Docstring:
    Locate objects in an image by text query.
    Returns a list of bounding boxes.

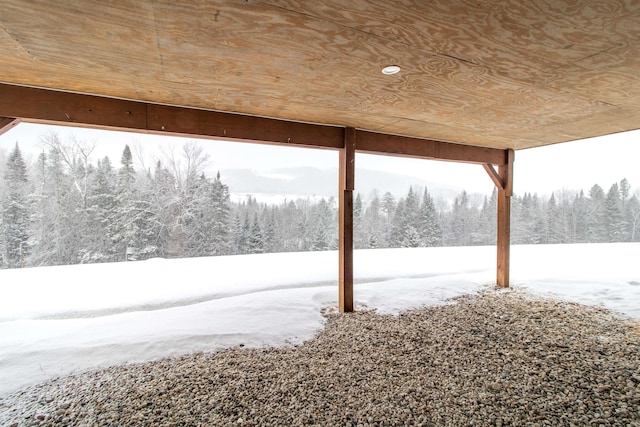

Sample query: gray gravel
[1,289,639,426]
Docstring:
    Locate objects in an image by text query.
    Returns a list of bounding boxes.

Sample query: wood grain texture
[0,84,147,130]
[356,131,507,165]
[496,150,514,287]
[0,0,639,149]
[339,128,356,313]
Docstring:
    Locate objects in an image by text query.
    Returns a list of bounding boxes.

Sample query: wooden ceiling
[1,0,639,150]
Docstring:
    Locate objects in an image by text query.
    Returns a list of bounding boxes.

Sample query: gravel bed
[1,289,639,426]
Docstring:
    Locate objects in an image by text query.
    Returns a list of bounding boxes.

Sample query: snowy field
[1,243,639,396]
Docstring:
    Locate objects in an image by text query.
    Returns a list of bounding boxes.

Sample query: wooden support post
[339,128,356,312]
[496,149,514,287]
[0,117,20,136]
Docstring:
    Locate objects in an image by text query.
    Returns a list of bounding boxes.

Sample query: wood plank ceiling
[0,0,639,150]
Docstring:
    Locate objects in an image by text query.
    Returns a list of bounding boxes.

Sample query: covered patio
[1,0,639,313]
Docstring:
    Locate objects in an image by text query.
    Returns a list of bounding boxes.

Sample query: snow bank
[0,243,638,395]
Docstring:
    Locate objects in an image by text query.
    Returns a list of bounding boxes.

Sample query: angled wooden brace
[0,117,20,136]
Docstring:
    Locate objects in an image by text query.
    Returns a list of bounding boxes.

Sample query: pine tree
[262,208,278,253]
[310,198,334,251]
[545,193,561,244]
[280,200,300,252]
[404,186,419,226]
[248,213,264,253]
[586,184,607,243]
[241,213,252,253]
[448,191,474,246]
[362,191,385,248]
[619,178,630,207]
[389,198,406,247]
[353,193,365,249]
[381,192,396,243]
[114,145,140,260]
[83,156,118,262]
[401,225,421,248]
[209,171,232,255]
[231,213,245,254]
[476,188,497,245]
[417,187,441,246]
[626,195,640,241]
[605,183,625,242]
[571,190,588,243]
[2,143,30,268]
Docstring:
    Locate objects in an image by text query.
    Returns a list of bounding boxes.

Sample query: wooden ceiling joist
[0,83,507,166]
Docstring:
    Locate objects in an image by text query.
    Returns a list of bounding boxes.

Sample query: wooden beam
[496,149,514,287]
[0,83,343,149]
[0,117,20,137]
[0,83,509,166]
[0,84,147,130]
[356,130,507,166]
[338,127,355,313]
[146,104,343,149]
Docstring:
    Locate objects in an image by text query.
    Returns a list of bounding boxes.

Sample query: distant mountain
[219,167,465,203]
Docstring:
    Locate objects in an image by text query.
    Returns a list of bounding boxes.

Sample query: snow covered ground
[1,243,639,396]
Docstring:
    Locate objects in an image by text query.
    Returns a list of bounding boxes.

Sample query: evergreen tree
[448,191,474,246]
[381,192,396,243]
[625,195,640,241]
[280,200,301,252]
[417,187,441,246]
[605,183,625,242]
[113,145,140,260]
[248,213,264,253]
[310,198,334,251]
[529,194,555,244]
[353,193,365,249]
[571,190,588,243]
[619,178,631,207]
[231,213,246,254]
[82,156,118,262]
[1,143,30,268]
[241,213,252,253]
[209,171,232,255]
[476,188,497,245]
[586,184,607,243]
[401,225,421,248]
[389,198,406,247]
[404,186,419,226]
[262,208,278,253]
[362,191,385,248]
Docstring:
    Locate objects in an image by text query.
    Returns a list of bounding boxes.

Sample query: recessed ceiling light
[381,65,401,75]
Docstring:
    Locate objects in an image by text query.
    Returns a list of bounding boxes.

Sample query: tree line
[1,138,638,269]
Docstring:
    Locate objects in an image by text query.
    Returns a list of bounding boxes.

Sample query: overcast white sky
[1,122,638,196]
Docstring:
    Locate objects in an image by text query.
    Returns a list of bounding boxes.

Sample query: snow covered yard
[1,243,639,396]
